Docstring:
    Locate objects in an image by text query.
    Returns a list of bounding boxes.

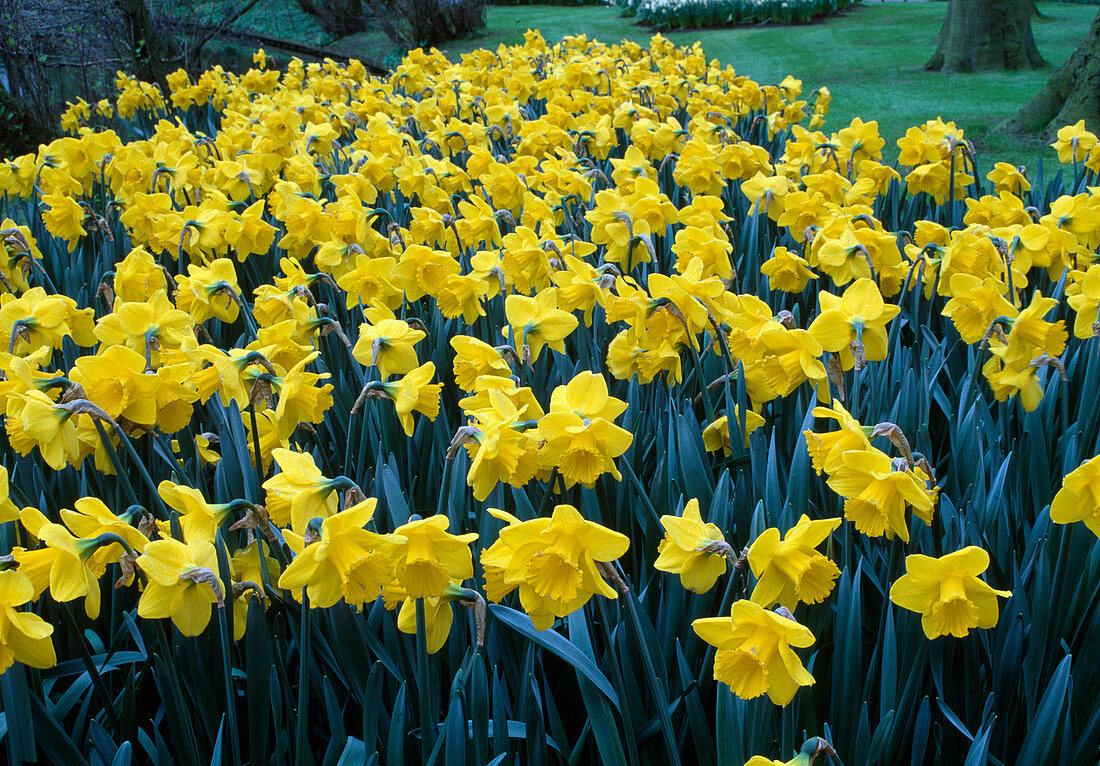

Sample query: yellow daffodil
[175,259,243,324]
[461,388,541,501]
[263,449,352,534]
[761,247,817,293]
[748,515,841,609]
[135,538,223,637]
[537,372,633,487]
[703,410,765,454]
[157,481,240,543]
[808,278,899,369]
[0,287,95,356]
[693,600,815,706]
[450,335,513,391]
[606,326,683,385]
[994,291,1066,370]
[6,390,81,470]
[59,497,147,579]
[481,504,628,630]
[95,290,194,367]
[391,515,478,599]
[654,499,729,594]
[279,499,404,608]
[503,288,578,363]
[352,318,426,381]
[12,513,108,619]
[0,569,56,673]
[1051,120,1097,164]
[986,162,1031,196]
[754,324,828,402]
[890,546,1011,639]
[393,245,461,301]
[40,192,87,251]
[1050,454,1100,538]
[111,246,169,303]
[1066,265,1100,339]
[391,581,473,654]
[825,448,937,542]
[69,345,161,427]
[803,401,872,475]
[377,361,442,437]
[941,274,1018,344]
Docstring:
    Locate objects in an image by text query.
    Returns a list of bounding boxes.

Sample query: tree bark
[118,0,169,88]
[926,0,1046,72]
[999,8,1100,138]
[292,0,368,38]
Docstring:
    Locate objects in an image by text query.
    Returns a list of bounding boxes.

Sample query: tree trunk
[293,0,369,38]
[999,9,1100,138]
[364,0,484,50]
[118,0,169,89]
[926,0,1046,72]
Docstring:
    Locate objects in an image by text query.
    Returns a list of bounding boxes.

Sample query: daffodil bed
[0,31,1098,766]
[618,0,859,30]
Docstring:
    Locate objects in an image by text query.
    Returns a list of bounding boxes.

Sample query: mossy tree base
[999,8,1100,139]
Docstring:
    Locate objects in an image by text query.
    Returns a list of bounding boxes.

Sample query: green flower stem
[149,429,196,488]
[112,423,172,519]
[85,532,136,557]
[415,598,435,761]
[247,401,266,495]
[618,570,682,766]
[60,604,124,737]
[618,454,662,530]
[536,467,561,518]
[216,600,242,766]
[686,338,718,425]
[295,590,312,766]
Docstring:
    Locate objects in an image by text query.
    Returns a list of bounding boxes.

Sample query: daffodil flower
[747,515,841,610]
[825,447,937,542]
[135,538,223,637]
[263,449,356,534]
[481,504,628,631]
[693,600,815,706]
[1050,454,1100,539]
[503,288,579,363]
[390,515,478,600]
[889,546,1011,639]
[13,516,109,619]
[0,569,56,673]
[654,499,731,594]
[278,499,404,608]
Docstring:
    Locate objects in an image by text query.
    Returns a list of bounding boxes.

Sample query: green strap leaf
[489,604,619,710]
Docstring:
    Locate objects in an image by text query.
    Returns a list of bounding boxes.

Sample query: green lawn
[375,2,1097,171]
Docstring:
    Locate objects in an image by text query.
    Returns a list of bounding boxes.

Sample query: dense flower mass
[0,25,1095,766]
